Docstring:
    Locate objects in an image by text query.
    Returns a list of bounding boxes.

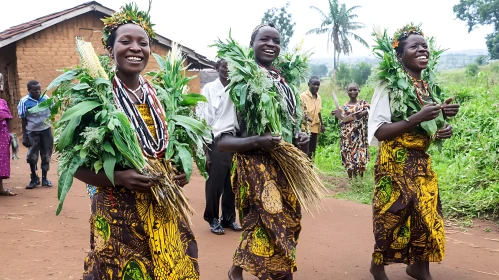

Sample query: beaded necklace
[267,67,296,121]
[113,75,168,158]
[409,75,432,105]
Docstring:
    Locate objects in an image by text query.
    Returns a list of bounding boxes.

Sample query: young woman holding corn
[217,23,310,280]
[74,4,199,280]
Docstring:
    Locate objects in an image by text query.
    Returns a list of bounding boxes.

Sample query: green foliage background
[310,64,499,219]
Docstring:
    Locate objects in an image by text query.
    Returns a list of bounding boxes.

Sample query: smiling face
[108,23,150,75]
[398,34,429,76]
[252,26,281,68]
[308,79,320,95]
[347,84,359,99]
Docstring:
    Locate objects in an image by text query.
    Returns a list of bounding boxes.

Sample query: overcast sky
[1,0,494,60]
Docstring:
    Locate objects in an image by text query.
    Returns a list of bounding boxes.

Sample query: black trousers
[308,132,318,158]
[26,128,53,173]
[203,139,236,224]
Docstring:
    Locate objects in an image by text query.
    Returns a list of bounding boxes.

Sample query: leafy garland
[30,38,209,220]
[372,23,446,136]
[211,31,310,142]
[102,2,155,46]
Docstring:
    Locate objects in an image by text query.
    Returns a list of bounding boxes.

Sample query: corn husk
[270,141,329,214]
[76,37,108,80]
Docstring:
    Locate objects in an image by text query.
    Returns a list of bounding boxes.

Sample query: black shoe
[36,175,40,186]
[221,221,243,231]
[42,178,52,187]
[209,218,225,235]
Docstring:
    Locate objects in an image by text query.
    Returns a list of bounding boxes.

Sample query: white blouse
[367,83,393,147]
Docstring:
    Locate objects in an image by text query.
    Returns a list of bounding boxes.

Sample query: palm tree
[307,0,369,71]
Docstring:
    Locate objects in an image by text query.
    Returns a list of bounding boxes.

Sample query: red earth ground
[1,146,498,280]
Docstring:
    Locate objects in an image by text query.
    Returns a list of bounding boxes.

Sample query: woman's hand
[320,124,326,133]
[332,109,342,119]
[415,103,441,123]
[293,132,310,152]
[115,169,152,192]
[174,173,189,187]
[436,123,453,139]
[441,98,460,118]
[256,133,282,150]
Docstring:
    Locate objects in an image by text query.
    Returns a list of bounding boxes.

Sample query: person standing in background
[0,95,15,196]
[17,80,53,189]
[300,76,325,158]
[198,59,242,235]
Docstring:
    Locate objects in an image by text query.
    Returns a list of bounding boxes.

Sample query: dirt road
[1,147,498,279]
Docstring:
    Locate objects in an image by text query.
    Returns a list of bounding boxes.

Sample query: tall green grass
[312,67,499,219]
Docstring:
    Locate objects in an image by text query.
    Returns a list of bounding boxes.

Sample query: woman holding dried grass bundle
[216,24,312,280]
[73,4,199,280]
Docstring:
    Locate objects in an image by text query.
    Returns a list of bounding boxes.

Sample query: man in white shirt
[199,59,242,235]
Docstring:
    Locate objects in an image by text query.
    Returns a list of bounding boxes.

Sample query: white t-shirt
[198,78,239,143]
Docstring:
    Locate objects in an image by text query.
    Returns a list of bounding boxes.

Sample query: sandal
[209,218,225,235]
[42,179,53,187]
[0,189,17,196]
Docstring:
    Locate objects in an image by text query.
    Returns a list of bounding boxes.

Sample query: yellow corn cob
[76,37,108,79]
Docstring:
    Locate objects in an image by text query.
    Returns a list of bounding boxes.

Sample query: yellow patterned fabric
[231,152,301,280]
[83,104,199,280]
[372,132,445,265]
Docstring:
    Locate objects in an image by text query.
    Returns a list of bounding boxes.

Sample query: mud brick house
[0,1,214,131]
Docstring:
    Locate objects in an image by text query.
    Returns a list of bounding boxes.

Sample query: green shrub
[466,63,479,77]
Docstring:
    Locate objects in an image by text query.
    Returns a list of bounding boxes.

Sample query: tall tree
[261,2,296,51]
[454,0,499,59]
[306,0,368,70]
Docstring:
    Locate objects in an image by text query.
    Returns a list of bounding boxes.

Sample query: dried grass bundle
[143,158,195,224]
[270,141,329,214]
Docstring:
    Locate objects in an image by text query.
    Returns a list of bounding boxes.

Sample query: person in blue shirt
[17,80,53,189]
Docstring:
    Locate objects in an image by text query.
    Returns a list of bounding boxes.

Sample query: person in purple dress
[0,98,16,196]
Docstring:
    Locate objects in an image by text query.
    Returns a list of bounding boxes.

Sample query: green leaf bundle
[212,32,328,213]
[372,26,446,137]
[211,31,309,142]
[146,42,211,181]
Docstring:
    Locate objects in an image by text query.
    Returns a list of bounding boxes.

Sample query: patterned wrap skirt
[372,132,445,265]
[83,186,199,280]
[231,151,302,280]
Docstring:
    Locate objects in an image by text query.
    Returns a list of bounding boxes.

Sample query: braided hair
[250,23,278,47]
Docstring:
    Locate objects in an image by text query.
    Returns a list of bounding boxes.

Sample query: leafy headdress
[101,1,155,46]
[372,22,445,137]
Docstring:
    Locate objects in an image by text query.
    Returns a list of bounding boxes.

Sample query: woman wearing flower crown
[368,24,459,280]
[76,3,199,279]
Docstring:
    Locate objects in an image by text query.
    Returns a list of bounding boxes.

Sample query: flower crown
[392,23,424,49]
[101,2,155,46]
